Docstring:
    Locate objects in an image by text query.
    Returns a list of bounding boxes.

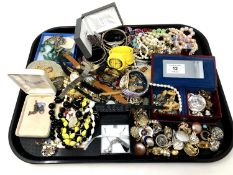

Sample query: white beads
[149,83,182,112]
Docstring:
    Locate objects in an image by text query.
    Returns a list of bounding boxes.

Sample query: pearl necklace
[149,83,182,112]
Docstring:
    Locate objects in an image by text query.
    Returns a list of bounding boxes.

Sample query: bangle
[84,46,107,65]
[107,46,134,70]
[102,29,127,51]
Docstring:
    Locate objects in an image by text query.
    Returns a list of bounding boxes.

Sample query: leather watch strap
[62,53,81,69]
[92,80,128,104]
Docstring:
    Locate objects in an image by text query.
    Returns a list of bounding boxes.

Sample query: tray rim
[8,24,233,164]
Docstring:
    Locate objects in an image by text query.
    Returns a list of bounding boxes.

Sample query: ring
[200,130,211,141]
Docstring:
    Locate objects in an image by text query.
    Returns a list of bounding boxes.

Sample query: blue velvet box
[151,54,221,122]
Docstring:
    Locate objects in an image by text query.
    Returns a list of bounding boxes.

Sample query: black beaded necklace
[48,96,95,148]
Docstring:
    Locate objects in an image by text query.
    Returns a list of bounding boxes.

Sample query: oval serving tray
[8,25,233,163]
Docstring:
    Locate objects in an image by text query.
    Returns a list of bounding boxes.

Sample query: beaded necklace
[48,96,96,148]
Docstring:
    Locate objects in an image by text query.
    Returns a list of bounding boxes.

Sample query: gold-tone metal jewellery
[130,109,224,157]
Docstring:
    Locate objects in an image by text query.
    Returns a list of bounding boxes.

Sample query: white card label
[166,64,185,74]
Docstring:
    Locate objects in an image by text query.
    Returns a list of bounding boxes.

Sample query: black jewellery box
[150,54,221,123]
[74,2,123,58]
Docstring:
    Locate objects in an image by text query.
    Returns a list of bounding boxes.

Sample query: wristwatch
[91,80,128,104]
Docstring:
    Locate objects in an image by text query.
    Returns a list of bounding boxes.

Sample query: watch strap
[62,53,81,69]
[92,80,128,104]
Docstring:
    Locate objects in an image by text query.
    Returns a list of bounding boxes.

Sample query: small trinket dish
[27,60,65,79]
[8,69,56,138]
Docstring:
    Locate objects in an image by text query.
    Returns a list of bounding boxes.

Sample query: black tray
[8,25,233,163]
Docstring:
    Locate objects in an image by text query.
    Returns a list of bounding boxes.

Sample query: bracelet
[129,27,198,57]
[107,46,134,70]
[102,29,127,51]
[84,46,107,65]
[149,83,182,112]
[133,35,149,60]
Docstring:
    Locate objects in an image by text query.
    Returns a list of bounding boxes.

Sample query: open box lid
[8,69,56,95]
[152,54,217,90]
[74,2,123,58]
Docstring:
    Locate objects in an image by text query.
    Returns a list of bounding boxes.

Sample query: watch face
[188,94,206,112]
[109,58,123,69]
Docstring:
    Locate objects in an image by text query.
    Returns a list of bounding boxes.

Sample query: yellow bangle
[107,46,134,70]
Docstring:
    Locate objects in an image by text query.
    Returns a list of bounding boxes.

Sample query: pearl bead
[134,143,146,156]
[171,150,179,156]
[192,122,202,134]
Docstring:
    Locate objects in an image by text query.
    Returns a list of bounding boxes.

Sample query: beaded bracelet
[129,27,198,57]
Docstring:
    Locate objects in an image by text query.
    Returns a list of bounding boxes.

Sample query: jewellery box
[150,54,221,122]
[8,69,56,138]
[74,2,123,58]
